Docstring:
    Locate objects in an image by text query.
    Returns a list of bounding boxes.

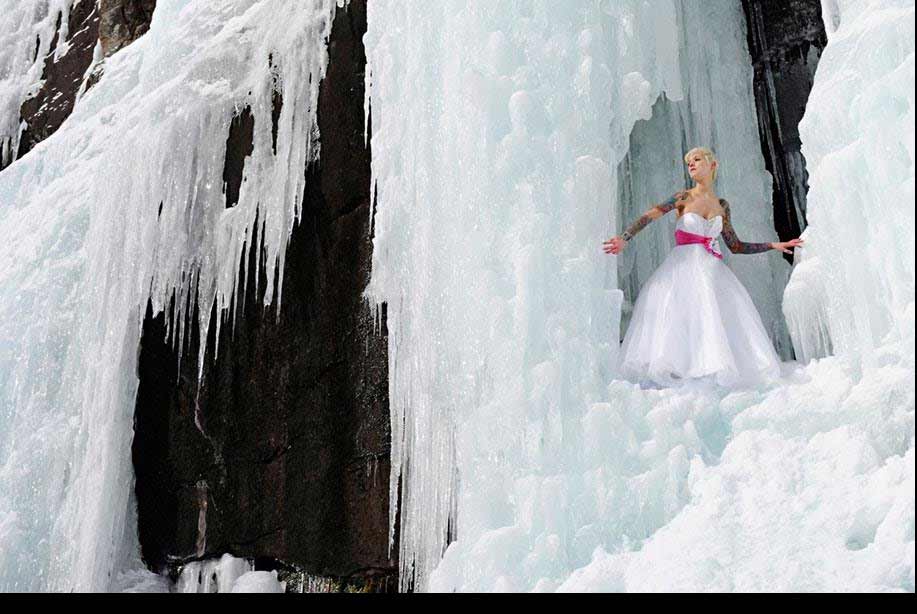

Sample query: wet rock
[742,0,828,246]
[13,0,156,162]
[16,0,100,160]
[98,0,156,57]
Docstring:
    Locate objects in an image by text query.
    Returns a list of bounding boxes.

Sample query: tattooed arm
[621,191,685,241]
[603,191,686,255]
[719,199,773,255]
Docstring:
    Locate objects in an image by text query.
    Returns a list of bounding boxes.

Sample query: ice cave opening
[616,92,800,353]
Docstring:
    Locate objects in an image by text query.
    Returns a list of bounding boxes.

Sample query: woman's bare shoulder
[669,189,691,207]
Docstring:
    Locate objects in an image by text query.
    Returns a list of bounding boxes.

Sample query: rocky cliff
[741,0,828,244]
[131,0,396,591]
[12,0,156,165]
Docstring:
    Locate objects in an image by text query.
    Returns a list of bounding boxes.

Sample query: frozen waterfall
[365,0,914,592]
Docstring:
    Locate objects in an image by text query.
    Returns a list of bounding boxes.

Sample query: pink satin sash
[675,229,723,260]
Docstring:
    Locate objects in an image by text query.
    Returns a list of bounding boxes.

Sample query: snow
[365,0,915,593]
[0,0,343,592]
[230,571,286,593]
[560,347,914,593]
[173,554,285,593]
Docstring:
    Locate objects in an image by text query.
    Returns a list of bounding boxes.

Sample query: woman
[603,147,803,387]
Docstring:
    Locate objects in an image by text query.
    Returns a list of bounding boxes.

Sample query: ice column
[784,0,915,361]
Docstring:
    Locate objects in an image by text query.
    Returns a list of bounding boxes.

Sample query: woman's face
[687,152,716,182]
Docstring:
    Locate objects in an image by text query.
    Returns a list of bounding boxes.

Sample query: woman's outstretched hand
[603,236,627,255]
[770,238,805,255]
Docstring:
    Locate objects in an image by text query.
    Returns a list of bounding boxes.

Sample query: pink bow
[675,229,723,259]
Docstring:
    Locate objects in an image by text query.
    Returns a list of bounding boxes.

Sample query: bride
[603,147,804,387]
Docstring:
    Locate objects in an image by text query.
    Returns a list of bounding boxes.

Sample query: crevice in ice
[741,0,829,263]
[616,93,689,337]
[268,52,283,156]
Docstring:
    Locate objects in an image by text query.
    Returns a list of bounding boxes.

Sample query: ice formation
[365,0,915,593]
[784,0,915,362]
[0,0,343,592]
[172,554,285,593]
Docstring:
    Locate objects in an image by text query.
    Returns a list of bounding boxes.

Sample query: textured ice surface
[784,0,915,362]
[366,0,791,591]
[0,0,342,592]
[365,0,915,592]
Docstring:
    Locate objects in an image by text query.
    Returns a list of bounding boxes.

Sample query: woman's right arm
[604,191,684,255]
[622,192,683,241]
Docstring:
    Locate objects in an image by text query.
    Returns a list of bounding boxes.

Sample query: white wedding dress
[619,211,781,387]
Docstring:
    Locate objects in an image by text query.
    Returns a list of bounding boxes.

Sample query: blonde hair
[684,147,718,182]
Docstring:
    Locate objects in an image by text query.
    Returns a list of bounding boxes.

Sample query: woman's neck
[691,180,716,197]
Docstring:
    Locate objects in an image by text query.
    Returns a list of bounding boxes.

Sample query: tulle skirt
[619,244,781,388]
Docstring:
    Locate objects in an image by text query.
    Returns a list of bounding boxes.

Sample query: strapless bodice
[676,211,723,238]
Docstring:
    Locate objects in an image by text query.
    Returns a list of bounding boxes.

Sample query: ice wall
[0,0,342,592]
[365,1,617,588]
[784,0,915,362]
[366,0,790,590]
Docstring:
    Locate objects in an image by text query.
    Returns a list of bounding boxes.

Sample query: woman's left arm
[721,200,803,255]
[721,201,771,254]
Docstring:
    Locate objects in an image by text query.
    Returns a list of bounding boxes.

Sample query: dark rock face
[98,0,156,57]
[10,0,156,166]
[223,106,255,209]
[133,0,395,591]
[742,0,828,245]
